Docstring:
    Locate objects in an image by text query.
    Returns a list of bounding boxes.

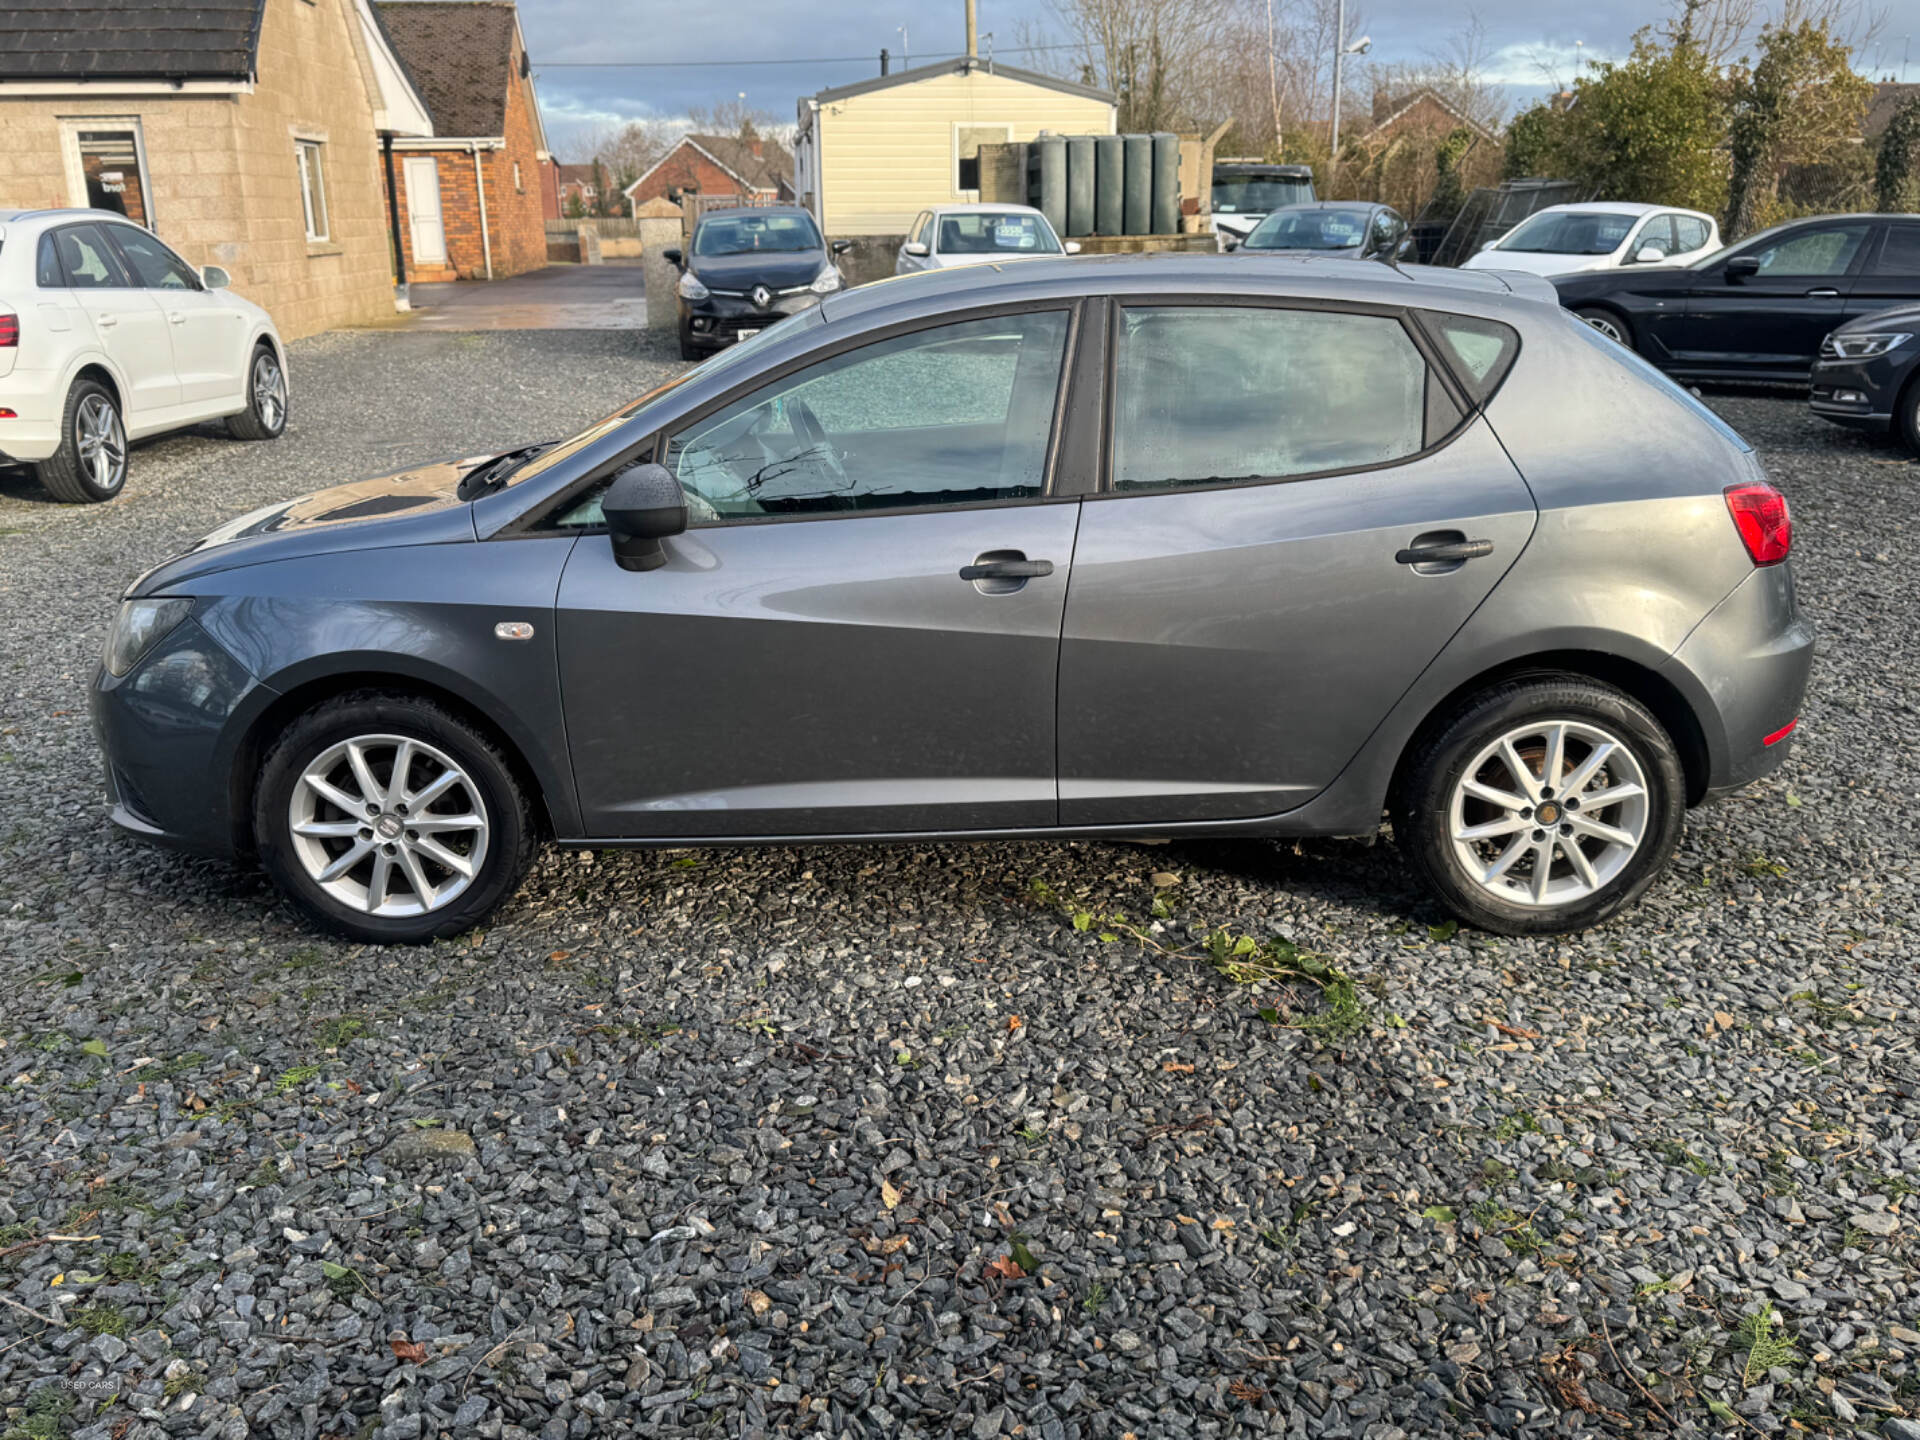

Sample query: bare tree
[1041,0,1240,131]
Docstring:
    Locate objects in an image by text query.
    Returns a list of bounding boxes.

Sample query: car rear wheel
[254,693,536,943]
[1392,676,1685,935]
[1574,307,1634,350]
[35,379,128,503]
[1895,372,1920,453]
[227,343,288,441]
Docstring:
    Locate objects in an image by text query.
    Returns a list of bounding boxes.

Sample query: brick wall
[382,39,547,281]
[0,0,397,340]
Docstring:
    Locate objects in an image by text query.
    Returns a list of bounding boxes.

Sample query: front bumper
[90,613,265,858]
[679,291,822,349]
[1809,354,1901,430]
[1660,562,1814,799]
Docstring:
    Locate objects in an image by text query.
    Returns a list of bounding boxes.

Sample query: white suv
[0,208,287,503]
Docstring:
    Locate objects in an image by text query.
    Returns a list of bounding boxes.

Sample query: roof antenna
[983,31,994,71]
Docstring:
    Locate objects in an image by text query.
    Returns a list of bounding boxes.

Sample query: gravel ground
[1,334,1916,1440]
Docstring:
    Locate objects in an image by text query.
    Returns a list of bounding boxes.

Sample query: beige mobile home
[793,57,1116,238]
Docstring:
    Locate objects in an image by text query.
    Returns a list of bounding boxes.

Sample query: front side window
[1111,306,1428,491]
[693,212,819,256]
[1631,215,1676,257]
[1740,223,1867,277]
[296,140,330,242]
[107,225,199,289]
[665,311,1071,522]
[936,211,1061,256]
[53,224,130,289]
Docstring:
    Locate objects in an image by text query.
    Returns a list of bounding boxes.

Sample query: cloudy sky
[521,0,1920,155]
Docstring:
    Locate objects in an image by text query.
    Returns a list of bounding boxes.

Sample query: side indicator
[1762,718,1798,747]
[493,621,534,641]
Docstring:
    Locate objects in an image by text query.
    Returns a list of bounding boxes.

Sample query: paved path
[399,262,648,330]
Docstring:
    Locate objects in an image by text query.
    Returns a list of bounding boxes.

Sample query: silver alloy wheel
[252,351,286,431]
[287,734,489,918]
[1582,313,1627,344]
[76,394,126,493]
[1447,720,1650,909]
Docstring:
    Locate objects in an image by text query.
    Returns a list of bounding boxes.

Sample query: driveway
[399,262,647,331]
[0,333,1914,1440]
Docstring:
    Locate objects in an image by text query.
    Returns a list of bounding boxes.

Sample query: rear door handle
[1395,538,1494,565]
[1805,288,1841,298]
[960,557,1054,581]
[168,312,186,325]
[95,314,117,328]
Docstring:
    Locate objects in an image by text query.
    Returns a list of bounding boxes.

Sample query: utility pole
[1330,0,1348,174]
[965,0,977,57]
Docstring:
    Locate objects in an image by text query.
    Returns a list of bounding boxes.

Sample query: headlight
[677,271,710,301]
[810,268,842,295]
[104,597,193,677]
[1824,331,1910,360]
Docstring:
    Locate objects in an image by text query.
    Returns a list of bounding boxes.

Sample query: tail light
[0,313,17,347]
[1724,482,1791,565]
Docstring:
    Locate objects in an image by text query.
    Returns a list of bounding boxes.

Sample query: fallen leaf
[549,951,571,962]
[1163,1061,1194,1073]
[1487,1021,1540,1040]
[390,1336,426,1365]
[1007,1015,1023,1032]
[1150,871,1180,887]
[880,1179,903,1210]
[983,1254,1026,1280]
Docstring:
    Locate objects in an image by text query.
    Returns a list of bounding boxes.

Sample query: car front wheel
[254,693,536,943]
[1392,676,1685,935]
[35,379,128,503]
[227,344,288,440]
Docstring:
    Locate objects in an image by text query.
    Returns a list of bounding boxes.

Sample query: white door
[404,157,447,266]
[51,222,179,423]
[106,223,242,408]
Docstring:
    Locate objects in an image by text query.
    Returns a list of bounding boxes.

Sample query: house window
[513,161,523,193]
[295,139,330,242]
[955,124,1011,196]
[61,120,154,227]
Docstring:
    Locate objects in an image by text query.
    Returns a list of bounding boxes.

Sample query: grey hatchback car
[92,256,1812,944]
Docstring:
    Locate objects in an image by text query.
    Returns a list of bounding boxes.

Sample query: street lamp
[1328,0,1371,184]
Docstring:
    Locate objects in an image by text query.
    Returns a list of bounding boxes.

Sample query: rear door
[105,223,240,409]
[1837,220,1920,326]
[50,223,178,420]
[1056,302,1537,826]
[1674,220,1871,376]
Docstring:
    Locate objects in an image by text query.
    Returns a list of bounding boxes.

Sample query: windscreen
[1245,208,1372,251]
[1497,211,1636,256]
[937,212,1062,255]
[694,212,822,256]
[1212,175,1314,214]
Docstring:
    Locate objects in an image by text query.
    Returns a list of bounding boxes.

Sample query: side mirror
[831,238,854,255]
[201,265,230,290]
[1632,245,1666,264]
[1064,240,1082,254]
[1479,239,1498,252]
[601,462,687,572]
[1222,236,1240,252]
[903,241,929,257]
[1725,255,1761,283]
[662,247,684,268]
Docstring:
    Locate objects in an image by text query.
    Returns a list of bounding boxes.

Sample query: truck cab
[1210,161,1316,250]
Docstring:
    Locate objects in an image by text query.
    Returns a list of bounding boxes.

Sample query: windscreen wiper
[456,441,557,501]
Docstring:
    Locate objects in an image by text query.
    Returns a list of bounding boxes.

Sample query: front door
[50,223,179,422]
[1674,220,1871,376]
[404,157,447,266]
[1057,304,1537,826]
[105,223,241,408]
[557,308,1082,837]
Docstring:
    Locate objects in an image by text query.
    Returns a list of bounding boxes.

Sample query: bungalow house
[0,0,433,339]
[793,57,1116,238]
[623,132,796,211]
[375,0,553,282]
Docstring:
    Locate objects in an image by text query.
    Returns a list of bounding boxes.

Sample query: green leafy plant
[1736,1301,1799,1385]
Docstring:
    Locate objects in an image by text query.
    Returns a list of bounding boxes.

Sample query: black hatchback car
[1552,212,1920,381]
[663,206,851,360]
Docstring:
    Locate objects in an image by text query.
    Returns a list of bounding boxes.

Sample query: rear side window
[53,224,129,288]
[1419,311,1520,404]
[1109,306,1428,491]
[1673,215,1711,252]
[1871,224,1920,276]
[37,233,64,287]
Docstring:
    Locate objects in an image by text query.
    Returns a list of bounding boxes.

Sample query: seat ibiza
[92,256,1813,944]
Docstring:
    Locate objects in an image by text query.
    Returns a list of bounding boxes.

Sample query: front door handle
[168,312,186,325]
[95,314,117,328]
[1395,538,1494,565]
[1805,288,1841,298]
[960,557,1054,581]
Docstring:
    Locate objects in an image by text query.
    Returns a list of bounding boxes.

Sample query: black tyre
[1574,307,1634,351]
[677,326,701,362]
[1391,676,1685,936]
[254,692,537,943]
[1896,372,1920,453]
[35,377,128,503]
[227,343,288,441]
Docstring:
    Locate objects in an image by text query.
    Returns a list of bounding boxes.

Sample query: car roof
[0,207,135,228]
[1267,201,1391,213]
[824,253,1546,329]
[925,203,1049,216]
[693,205,815,226]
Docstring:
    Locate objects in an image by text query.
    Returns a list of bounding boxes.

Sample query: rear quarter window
[1417,310,1520,404]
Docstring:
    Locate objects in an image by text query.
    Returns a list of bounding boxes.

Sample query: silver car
[896,204,1080,274]
[92,256,1812,944]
